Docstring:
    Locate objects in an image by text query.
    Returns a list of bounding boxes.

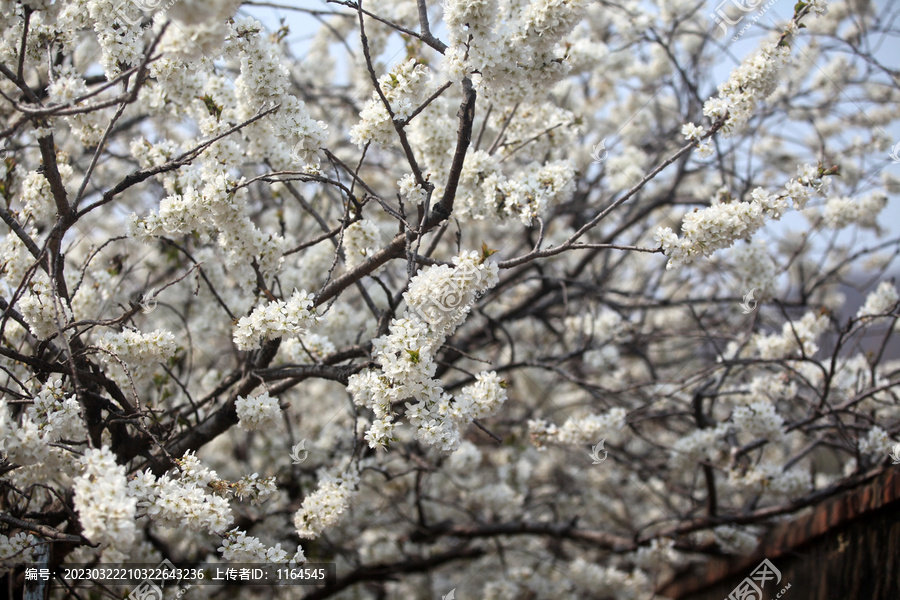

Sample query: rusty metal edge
[657,465,900,598]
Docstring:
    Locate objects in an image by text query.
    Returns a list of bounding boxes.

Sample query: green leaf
[480,242,498,263]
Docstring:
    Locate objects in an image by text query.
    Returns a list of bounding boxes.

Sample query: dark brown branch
[301,546,485,600]
[313,78,476,307]
[407,520,632,551]
[0,512,87,544]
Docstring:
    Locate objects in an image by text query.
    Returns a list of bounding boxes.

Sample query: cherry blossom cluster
[47,66,108,146]
[482,160,576,224]
[126,15,327,292]
[443,0,590,104]
[293,463,359,539]
[631,538,679,571]
[669,424,732,471]
[130,164,286,293]
[858,426,895,458]
[347,251,503,453]
[750,311,829,359]
[95,329,178,367]
[728,462,809,499]
[232,289,318,351]
[398,173,427,205]
[343,220,386,268]
[85,0,146,77]
[712,525,759,555]
[441,0,500,84]
[404,370,508,452]
[19,154,73,222]
[656,164,833,268]
[235,391,281,431]
[1,382,89,485]
[403,250,500,336]
[128,452,234,536]
[699,39,792,136]
[821,191,888,231]
[729,239,777,302]
[17,273,70,341]
[229,473,278,505]
[0,399,68,471]
[155,0,243,61]
[227,17,328,166]
[26,378,84,443]
[0,532,36,573]
[528,406,627,448]
[2,0,899,594]
[683,1,828,149]
[350,59,432,147]
[731,401,786,442]
[74,447,138,562]
[281,334,335,363]
[568,558,649,598]
[434,148,577,225]
[218,528,304,564]
[856,281,899,319]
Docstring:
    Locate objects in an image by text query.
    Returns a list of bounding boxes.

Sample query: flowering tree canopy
[1,0,900,597]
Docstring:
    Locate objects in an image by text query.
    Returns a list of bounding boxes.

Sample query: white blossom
[856,281,898,319]
[681,122,705,140]
[752,311,829,359]
[18,273,70,340]
[821,191,887,231]
[731,401,785,442]
[218,528,288,563]
[343,220,385,268]
[529,407,627,448]
[128,452,234,535]
[350,60,432,147]
[294,465,359,539]
[456,371,508,420]
[95,329,177,367]
[74,447,138,558]
[233,290,317,351]
[656,166,830,269]
[404,250,500,335]
[669,423,732,470]
[235,391,282,431]
[858,426,894,457]
[728,462,809,498]
[26,378,85,443]
[0,532,36,574]
[398,173,427,204]
[713,525,759,555]
[702,41,792,134]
